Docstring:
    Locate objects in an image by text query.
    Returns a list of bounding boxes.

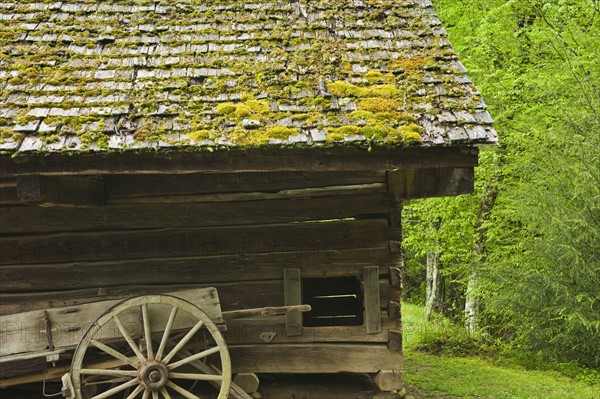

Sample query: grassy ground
[402,303,600,399]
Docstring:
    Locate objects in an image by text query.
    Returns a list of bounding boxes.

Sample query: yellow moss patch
[245,99,270,113]
[385,124,423,144]
[189,130,211,141]
[326,81,399,98]
[245,131,271,145]
[326,131,345,142]
[364,70,395,84]
[349,110,374,120]
[357,98,398,113]
[388,57,432,71]
[266,126,299,139]
[360,125,391,140]
[398,112,418,123]
[326,81,357,97]
[328,125,362,136]
[325,125,363,143]
[216,103,237,115]
[233,104,252,118]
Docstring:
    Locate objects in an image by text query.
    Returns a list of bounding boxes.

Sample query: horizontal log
[0,342,401,387]
[0,194,390,234]
[0,280,398,316]
[0,180,16,188]
[105,171,385,198]
[229,343,401,373]
[223,314,401,345]
[0,219,390,265]
[0,248,394,292]
[0,186,20,205]
[107,183,386,204]
[1,146,479,177]
[16,175,105,207]
[387,167,474,200]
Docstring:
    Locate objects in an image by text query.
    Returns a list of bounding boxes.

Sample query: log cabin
[0,0,496,395]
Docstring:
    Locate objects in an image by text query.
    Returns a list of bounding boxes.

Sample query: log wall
[0,169,406,376]
[0,147,478,378]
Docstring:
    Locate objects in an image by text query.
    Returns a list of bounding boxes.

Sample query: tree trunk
[465,151,503,335]
[464,272,479,334]
[425,251,441,321]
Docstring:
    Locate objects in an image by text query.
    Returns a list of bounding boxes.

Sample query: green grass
[402,303,600,399]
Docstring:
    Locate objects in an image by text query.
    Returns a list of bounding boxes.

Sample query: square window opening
[302,276,364,327]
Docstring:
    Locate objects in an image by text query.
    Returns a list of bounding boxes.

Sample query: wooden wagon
[1,287,310,398]
[0,0,496,397]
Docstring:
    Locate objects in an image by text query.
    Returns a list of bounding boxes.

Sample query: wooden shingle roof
[0,0,497,154]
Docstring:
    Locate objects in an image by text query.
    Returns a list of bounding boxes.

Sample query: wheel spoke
[162,319,204,364]
[114,314,147,362]
[169,372,223,381]
[90,378,139,399]
[80,369,138,378]
[142,304,154,360]
[168,346,221,370]
[160,388,172,399]
[142,389,149,399]
[152,391,159,399]
[91,340,140,368]
[156,306,178,361]
[125,385,145,399]
[166,381,202,399]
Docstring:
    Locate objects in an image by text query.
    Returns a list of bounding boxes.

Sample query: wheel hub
[138,361,169,390]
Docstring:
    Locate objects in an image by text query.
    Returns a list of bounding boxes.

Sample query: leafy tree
[404,0,600,367]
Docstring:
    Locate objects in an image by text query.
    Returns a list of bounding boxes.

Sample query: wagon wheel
[70,295,231,399]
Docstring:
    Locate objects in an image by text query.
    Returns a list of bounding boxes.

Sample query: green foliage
[403,0,600,369]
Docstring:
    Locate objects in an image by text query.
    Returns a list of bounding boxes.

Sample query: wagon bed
[0,287,309,399]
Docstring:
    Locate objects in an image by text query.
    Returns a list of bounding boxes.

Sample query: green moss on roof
[0,0,497,153]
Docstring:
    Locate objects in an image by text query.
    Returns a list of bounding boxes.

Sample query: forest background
[402,0,599,370]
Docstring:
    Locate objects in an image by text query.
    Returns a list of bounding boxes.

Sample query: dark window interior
[302,276,364,327]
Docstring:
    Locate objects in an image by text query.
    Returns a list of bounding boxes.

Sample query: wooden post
[283,268,302,337]
[363,266,381,334]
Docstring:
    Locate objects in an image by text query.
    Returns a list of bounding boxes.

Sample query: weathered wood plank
[387,167,475,200]
[0,288,221,357]
[224,314,401,345]
[364,266,382,334]
[16,175,105,207]
[0,248,394,292]
[105,171,385,198]
[0,194,389,234]
[229,343,401,373]
[284,269,302,337]
[0,280,398,316]
[1,147,479,177]
[222,305,310,321]
[0,219,390,265]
